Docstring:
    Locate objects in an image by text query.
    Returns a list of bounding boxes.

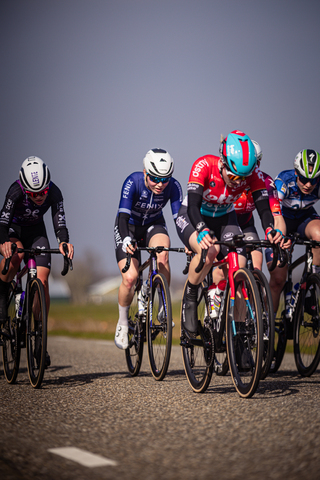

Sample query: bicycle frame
[282,239,316,324]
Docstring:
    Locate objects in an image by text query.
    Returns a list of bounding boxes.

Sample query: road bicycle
[270,234,320,376]
[245,239,277,380]
[180,234,264,398]
[210,238,278,381]
[122,244,184,381]
[1,243,72,388]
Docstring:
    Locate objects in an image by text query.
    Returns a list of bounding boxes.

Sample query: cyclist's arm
[252,189,274,232]
[169,178,183,221]
[0,182,23,245]
[50,185,70,244]
[187,185,206,231]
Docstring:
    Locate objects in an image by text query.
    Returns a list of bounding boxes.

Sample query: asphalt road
[1,336,320,480]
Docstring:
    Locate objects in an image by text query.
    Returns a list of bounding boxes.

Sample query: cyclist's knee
[269,267,286,290]
[157,251,169,268]
[205,245,219,265]
[122,271,138,291]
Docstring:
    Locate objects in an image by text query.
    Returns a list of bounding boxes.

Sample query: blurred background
[1,0,320,305]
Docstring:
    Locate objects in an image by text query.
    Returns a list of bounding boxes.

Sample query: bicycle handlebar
[194,231,286,273]
[1,242,73,276]
[121,244,186,274]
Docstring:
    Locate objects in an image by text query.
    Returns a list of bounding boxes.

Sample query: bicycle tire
[269,287,287,374]
[252,269,275,379]
[147,273,172,381]
[213,296,229,376]
[226,268,263,398]
[125,287,144,376]
[2,282,21,384]
[293,273,320,376]
[26,278,47,388]
[180,281,213,393]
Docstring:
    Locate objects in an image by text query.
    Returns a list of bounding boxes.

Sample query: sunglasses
[148,174,170,184]
[26,187,49,198]
[224,168,246,182]
[296,172,319,186]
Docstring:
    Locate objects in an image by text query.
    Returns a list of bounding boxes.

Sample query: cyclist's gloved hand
[265,227,283,244]
[122,236,135,254]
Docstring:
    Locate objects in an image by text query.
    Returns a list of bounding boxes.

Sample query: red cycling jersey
[187,155,267,218]
[234,170,282,218]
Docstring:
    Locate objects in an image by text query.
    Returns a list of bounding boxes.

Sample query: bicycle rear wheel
[2,282,21,384]
[294,273,320,376]
[252,269,274,379]
[125,287,144,376]
[226,268,263,398]
[269,287,287,374]
[180,282,213,393]
[26,278,47,388]
[147,273,172,381]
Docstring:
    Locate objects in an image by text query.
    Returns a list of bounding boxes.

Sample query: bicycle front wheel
[2,282,21,384]
[252,269,274,379]
[125,287,144,376]
[294,273,320,376]
[26,278,47,388]
[147,273,172,381]
[180,282,213,393]
[226,268,263,398]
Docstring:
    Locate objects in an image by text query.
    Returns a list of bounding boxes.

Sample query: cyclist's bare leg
[118,257,140,307]
[305,219,320,268]
[268,263,287,313]
[148,233,171,285]
[0,239,24,321]
[115,257,139,349]
[251,249,263,270]
[188,231,220,285]
[0,238,24,283]
[37,266,50,314]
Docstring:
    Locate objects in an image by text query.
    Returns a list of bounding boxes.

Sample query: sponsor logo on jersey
[176,215,189,233]
[123,179,133,199]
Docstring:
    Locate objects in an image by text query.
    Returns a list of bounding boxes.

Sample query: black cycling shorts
[114,217,169,264]
[175,205,246,258]
[8,222,51,269]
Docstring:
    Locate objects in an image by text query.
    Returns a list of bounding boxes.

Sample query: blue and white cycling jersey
[117,172,183,226]
[275,169,320,219]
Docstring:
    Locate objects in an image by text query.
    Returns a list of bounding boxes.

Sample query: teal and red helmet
[219,130,257,176]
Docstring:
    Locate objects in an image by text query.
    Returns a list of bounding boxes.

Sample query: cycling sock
[185,280,198,303]
[118,304,129,327]
[312,265,320,274]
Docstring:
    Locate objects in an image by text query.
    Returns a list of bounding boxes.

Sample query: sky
[1,0,320,278]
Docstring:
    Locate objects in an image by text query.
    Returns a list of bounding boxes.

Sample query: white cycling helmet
[294,149,320,179]
[19,156,51,192]
[252,140,263,162]
[143,148,174,178]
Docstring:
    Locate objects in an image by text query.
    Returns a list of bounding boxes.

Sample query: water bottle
[15,291,25,317]
[290,283,299,309]
[138,281,148,316]
[207,283,217,317]
[285,283,299,318]
[210,280,227,319]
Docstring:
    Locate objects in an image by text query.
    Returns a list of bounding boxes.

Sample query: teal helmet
[220,130,257,176]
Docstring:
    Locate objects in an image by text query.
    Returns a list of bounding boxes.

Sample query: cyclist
[0,156,74,364]
[268,149,320,316]
[175,130,282,336]
[114,148,183,349]
[234,140,288,270]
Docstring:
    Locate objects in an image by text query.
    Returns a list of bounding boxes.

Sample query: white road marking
[48,447,118,468]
